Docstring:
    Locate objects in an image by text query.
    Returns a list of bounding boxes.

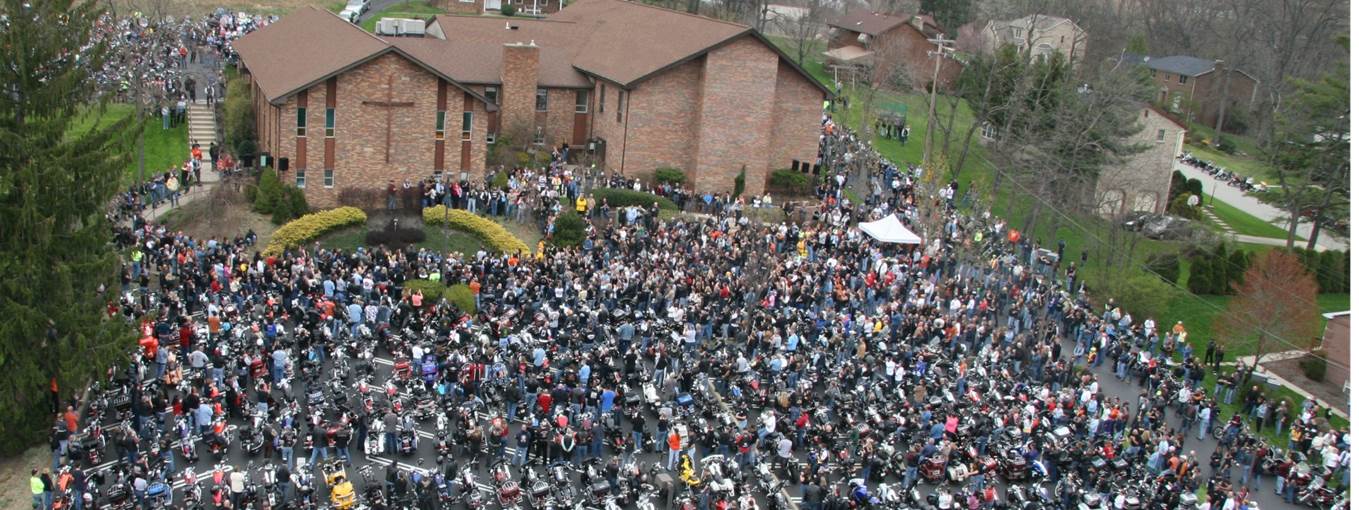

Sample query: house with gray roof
[1119,53,1259,131]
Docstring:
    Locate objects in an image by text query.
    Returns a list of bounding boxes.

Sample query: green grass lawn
[1167,292,1348,362]
[1181,121,1277,185]
[69,104,188,186]
[360,1,446,31]
[1204,200,1291,239]
[320,224,486,255]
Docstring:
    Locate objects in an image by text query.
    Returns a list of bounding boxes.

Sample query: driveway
[1177,162,1349,251]
[357,0,406,23]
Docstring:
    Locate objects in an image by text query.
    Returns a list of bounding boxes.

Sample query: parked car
[345,0,371,14]
[338,7,360,23]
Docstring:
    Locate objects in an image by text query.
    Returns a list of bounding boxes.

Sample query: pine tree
[0,0,135,453]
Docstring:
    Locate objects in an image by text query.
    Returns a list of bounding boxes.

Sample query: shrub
[423,206,531,255]
[551,212,587,247]
[591,188,679,210]
[767,169,809,192]
[244,183,258,204]
[264,207,367,256]
[1167,192,1200,220]
[253,168,282,214]
[490,171,509,190]
[1211,243,1230,295]
[224,73,256,159]
[402,279,446,301]
[446,284,476,314]
[1187,256,1214,294]
[734,166,746,197]
[1145,252,1180,284]
[1215,138,1237,155]
[364,225,426,248]
[1185,178,1204,198]
[401,279,475,314]
[1169,171,1187,198]
[1093,271,1172,321]
[1228,248,1251,288]
[654,167,685,186]
[1300,354,1327,382]
[500,3,516,15]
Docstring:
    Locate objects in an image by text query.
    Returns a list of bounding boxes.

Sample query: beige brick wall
[620,59,702,182]
[767,61,824,182]
[1095,107,1183,217]
[693,35,779,196]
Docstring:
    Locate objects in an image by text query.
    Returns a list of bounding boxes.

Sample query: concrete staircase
[187,102,218,150]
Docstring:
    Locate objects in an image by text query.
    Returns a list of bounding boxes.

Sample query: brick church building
[233,0,828,207]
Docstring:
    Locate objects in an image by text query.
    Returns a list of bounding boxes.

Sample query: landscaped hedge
[403,279,476,314]
[591,188,679,210]
[264,207,367,256]
[422,206,531,255]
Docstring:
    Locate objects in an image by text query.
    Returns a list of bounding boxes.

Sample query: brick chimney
[500,41,540,135]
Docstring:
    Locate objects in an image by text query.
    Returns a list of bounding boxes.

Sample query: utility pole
[923,35,954,168]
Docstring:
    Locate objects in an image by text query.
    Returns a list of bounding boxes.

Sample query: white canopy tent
[857,215,922,245]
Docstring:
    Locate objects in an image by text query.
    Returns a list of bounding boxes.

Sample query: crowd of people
[37,54,1352,510]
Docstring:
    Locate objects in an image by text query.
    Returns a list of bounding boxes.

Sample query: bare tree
[778,0,828,66]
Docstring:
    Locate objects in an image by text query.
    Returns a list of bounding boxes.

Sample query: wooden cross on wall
[362,75,415,163]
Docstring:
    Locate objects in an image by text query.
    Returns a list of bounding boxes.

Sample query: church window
[462,112,473,141]
[325,108,335,137]
[296,107,307,136]
[536,88,548,112]
[435,111,446,140]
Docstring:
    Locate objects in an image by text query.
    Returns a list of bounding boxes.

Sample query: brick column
[500,42,540,139]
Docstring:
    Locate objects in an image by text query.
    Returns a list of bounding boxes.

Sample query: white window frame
[295,168,306,188]
[324,168,335,188]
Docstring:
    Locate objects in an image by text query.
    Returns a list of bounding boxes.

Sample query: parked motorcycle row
[1176,154,1266,193]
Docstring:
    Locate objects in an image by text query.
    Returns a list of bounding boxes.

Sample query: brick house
[1094,105,1186,217]
[234,0,828,207]
[823,10,961,91]
[1318,312,1349,391]
[1123,54,1259,131]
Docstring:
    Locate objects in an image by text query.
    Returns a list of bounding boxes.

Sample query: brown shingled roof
[546,0,748,86]
[232,6,388,103]
[826,10,910,36]
[387,37,590,88]
[239,0,826,103]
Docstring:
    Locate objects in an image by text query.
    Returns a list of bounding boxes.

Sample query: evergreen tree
[0,0,134,453]
[919,0,971,36]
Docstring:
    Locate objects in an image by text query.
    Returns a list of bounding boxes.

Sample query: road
[1178,162,1349,251]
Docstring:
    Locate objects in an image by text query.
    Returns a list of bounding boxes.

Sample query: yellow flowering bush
[422,206,530,255]
[263,207,367,256]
